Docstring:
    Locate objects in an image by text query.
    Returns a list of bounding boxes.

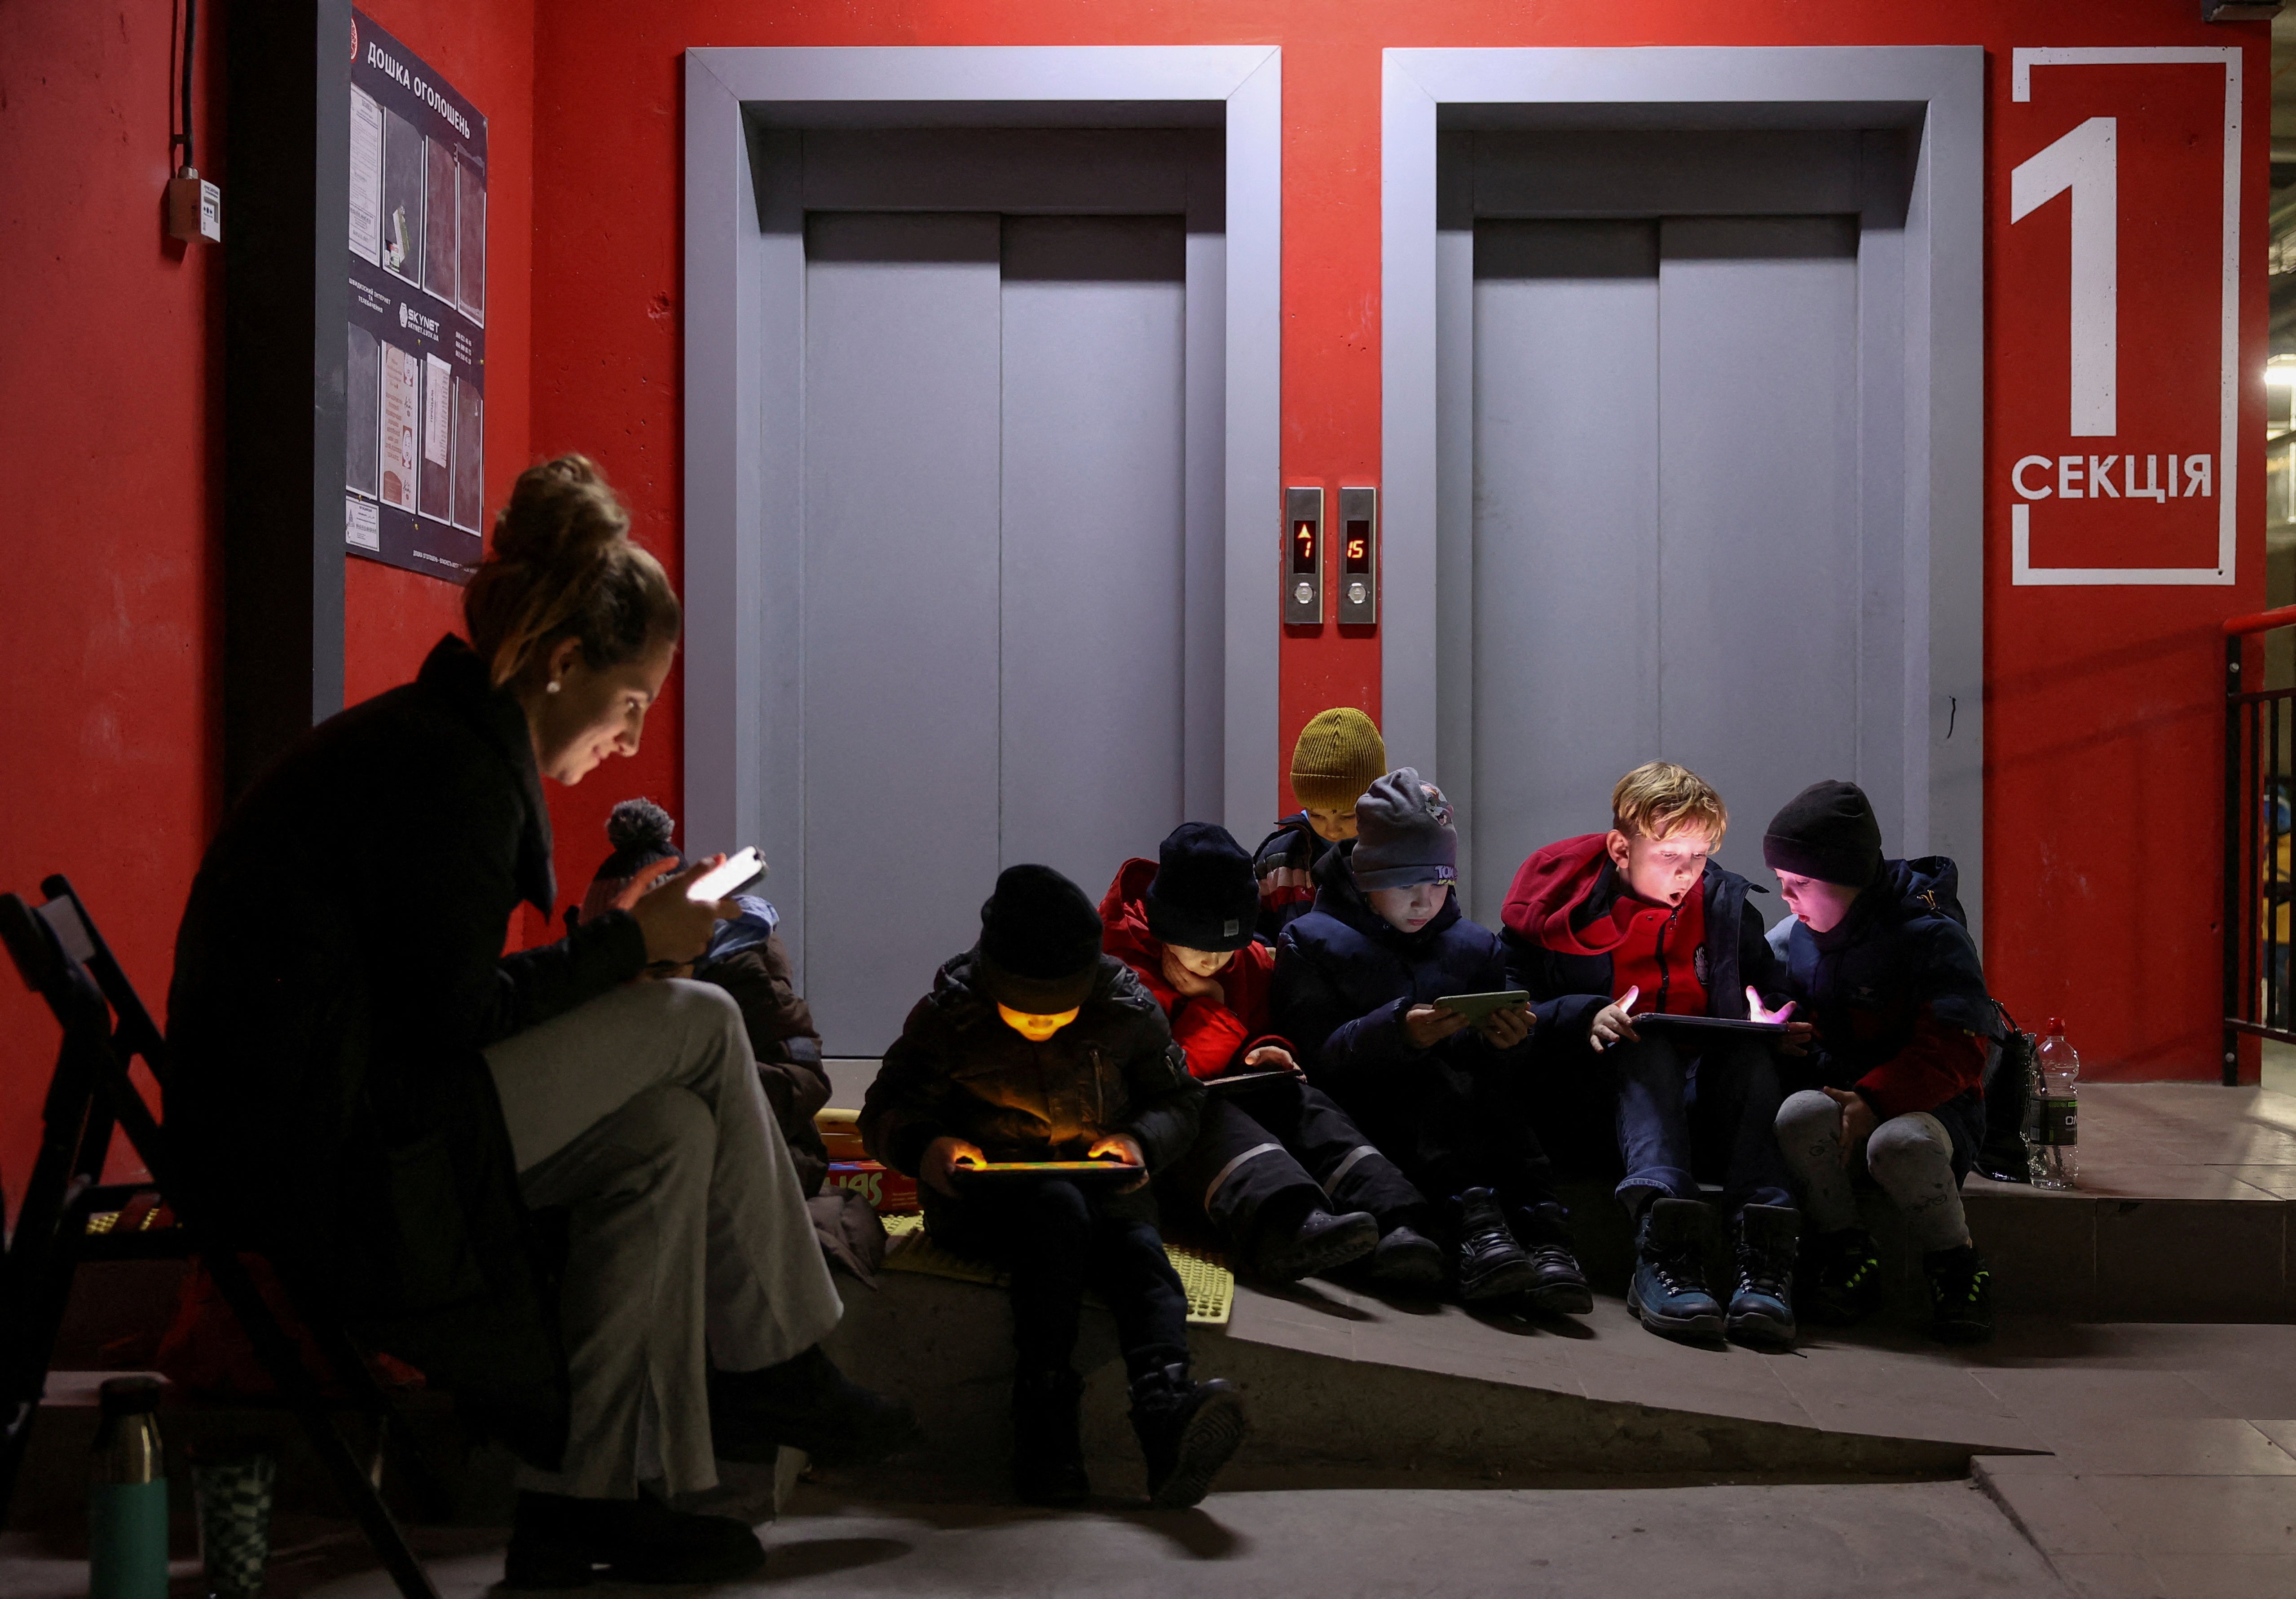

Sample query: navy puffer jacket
[1270,841,1560,1100]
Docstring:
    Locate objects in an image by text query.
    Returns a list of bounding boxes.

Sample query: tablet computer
[1628,1013,1789,1038]
[952,1160,1143,1187]
[1430,989,1532,1027]
[1207,1069,1296,1094]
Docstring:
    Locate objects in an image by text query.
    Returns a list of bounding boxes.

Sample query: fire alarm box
[1284,486,1324,624]
[1338,487,1377,624]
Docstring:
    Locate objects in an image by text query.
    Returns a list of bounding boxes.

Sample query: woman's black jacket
[166,635,645,1468]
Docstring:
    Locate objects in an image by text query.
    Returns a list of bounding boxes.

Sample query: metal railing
[2224,603,2296,1082]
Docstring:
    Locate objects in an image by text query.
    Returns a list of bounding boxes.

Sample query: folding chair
[0,875,444,1599]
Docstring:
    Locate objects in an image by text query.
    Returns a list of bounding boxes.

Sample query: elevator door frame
[1380,47,1985,943]
[683,47,1283,983]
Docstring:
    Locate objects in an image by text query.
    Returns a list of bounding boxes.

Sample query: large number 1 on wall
[2010,116,2119,438]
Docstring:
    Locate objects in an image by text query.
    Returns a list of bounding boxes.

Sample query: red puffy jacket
[1099,858,1290,1080]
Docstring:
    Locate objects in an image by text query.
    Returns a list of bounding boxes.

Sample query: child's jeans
[1608,1034,1794,1220]
[1775,1089,1971,1254]
[925,1178,1190,1383]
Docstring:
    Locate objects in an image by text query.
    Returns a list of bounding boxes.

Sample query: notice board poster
[344,10,485,582]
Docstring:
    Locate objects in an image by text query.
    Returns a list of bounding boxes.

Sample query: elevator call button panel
[1338,486,1377,624]
[1284,486,1325,624]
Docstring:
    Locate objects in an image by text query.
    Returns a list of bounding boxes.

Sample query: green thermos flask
[90,1375,169,1599]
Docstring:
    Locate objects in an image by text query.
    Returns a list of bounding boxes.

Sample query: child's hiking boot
[708,1344,923,1466]
[503,1490,766,1588]
[1128,1362,1248,1509]
[1448,1188,1539,1302]
[1924,1243,1995,1345]
[1253,1205,1379,1282]
[1508,1201,1594,1316]
[1011,1368,1090,1506]
[1626,1198,1724,1340]
[1799,1226,1884,1325]
[1366,1221,1448,1292]
[1725,1203,1800,1350]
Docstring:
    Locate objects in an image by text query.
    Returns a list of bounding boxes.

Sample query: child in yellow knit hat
[1252,708,1386,942]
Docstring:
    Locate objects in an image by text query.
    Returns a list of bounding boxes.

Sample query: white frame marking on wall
[2009,45,2241,587]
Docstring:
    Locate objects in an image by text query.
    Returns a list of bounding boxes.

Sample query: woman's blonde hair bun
[462,454,681,689]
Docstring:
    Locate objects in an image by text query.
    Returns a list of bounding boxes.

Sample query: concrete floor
[15,1079,2296,1598]
[0,1480,2071,1599]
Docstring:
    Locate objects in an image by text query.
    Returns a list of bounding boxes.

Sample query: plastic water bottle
[2027,1017,2080,1190]
[89,1376,169,1599]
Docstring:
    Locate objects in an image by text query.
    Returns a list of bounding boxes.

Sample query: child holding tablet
[1101,823,1445,1289]
[1272,769,1590,1312]
[1763,781,2001,1345]
[861,865,1244,1508]
[1500,762,1802,1349]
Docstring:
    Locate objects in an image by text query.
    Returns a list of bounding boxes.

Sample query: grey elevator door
[802,211,1187,1054]
[1470,216,1858,917]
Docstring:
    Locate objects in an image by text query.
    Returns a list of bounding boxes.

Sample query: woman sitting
[166,455,917,1588]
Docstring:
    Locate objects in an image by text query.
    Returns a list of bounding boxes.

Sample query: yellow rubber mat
[880,1212,1234,1326]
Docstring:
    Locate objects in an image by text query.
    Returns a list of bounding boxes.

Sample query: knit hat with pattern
[1350,767,1459,892]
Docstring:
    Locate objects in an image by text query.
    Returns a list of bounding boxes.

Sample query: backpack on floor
[1975,1001,2036,1184]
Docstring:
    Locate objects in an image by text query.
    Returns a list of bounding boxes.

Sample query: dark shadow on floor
[762,1535,913,1578]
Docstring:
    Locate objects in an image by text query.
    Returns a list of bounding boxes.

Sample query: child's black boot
[1627,1197,1724,1339]
[1725,1203,1800,1349]
[1366,1219,1449,1292]
[1508,1201,1593,1316]
[1924,1243,1994,1345]
[1799,1226,1884,1325]
[1011,1368,1090,1506]
[1252,1198,1379,1282]
[1449,1187,1538,1302]
[1128,1361,1248,1509]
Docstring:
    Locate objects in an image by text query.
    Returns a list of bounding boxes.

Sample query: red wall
[0,2,2270,1217]
[0,0,533,1212]
[529,0,2271,1083]
[0,2,229,1203]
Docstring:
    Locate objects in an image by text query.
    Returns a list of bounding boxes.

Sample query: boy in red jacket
[1500,763,1802,1348]
[1104,824,1446,1289]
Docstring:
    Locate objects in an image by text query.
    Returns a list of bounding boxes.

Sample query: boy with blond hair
[1500,762,1802,1348]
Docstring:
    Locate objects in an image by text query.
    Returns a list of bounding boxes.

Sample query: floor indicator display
[1285,486,1325,624]
[1339,485,1378,623]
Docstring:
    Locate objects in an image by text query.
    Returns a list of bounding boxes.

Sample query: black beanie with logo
[1145,823,1260,954]
[976,864,1105,1013]
[1762,780,1884,888]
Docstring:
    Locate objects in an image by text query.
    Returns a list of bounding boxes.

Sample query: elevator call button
[1338,486,1378,624]
[1283,487,1325,624]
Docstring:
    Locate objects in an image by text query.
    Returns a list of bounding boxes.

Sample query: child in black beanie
[861,864,1246,1508]
[1763,780,2002,1344]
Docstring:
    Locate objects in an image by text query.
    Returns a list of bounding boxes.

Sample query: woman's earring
[546,680,561,695]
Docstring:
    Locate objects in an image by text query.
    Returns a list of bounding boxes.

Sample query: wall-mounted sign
[2004,46,2241,586]
[344,10,486,583]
